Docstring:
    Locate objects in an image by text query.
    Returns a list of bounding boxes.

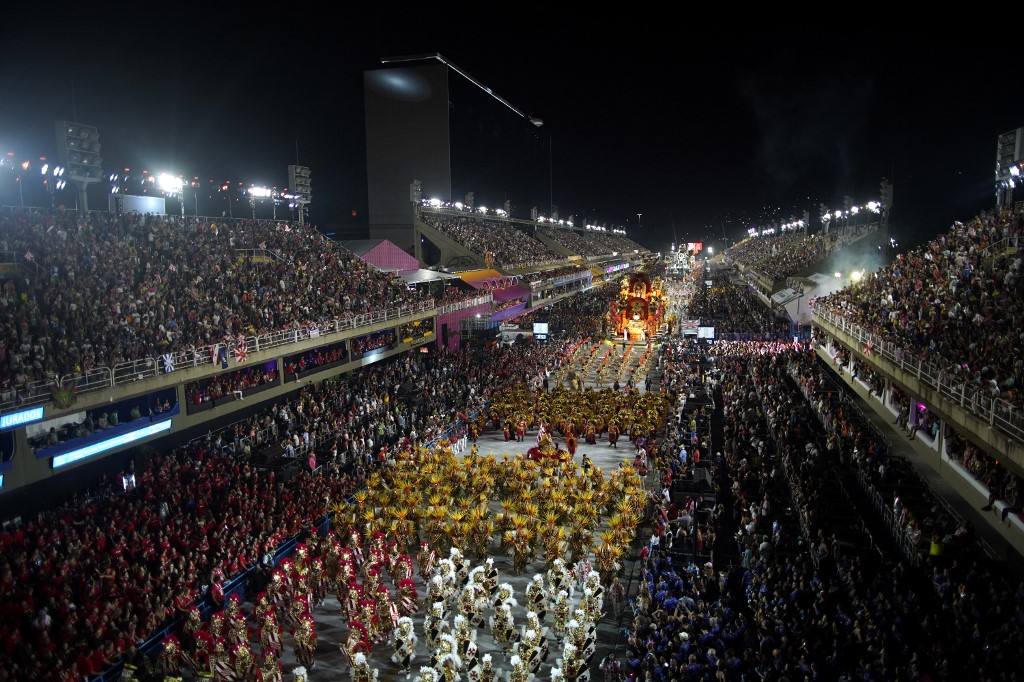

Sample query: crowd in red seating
[187,366,278,406]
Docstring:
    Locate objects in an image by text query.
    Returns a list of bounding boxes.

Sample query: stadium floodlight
[429,198,441,207]
[851,270,862,283]
[40,164,48,176]
[159,173,184,195]
[1012,166,1020,177]
[248,185,272,198]
[833,210,842,219]
[54,166,64,177]
[834,272,842,278]
[478,206,487,214]
[851,206,859,214]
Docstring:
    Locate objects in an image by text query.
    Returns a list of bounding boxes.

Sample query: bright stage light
[248,186,272,198]
[158,174,184,194]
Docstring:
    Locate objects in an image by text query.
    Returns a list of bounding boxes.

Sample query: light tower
[54,121,103,212]
[287,165,312,225]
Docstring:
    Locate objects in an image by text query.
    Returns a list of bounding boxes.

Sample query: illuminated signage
[52,420,172,469]
[0,406,44,430]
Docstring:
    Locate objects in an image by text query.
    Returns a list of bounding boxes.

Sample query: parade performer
[156,635,184,677]
[309,556,327,607]
[232,643,257,682]
[552,590,571,636]
[182,606,203,648]
[482,558,499,597]
[608,422,620,448]
[416,667,440,682]
[558,642,589,682]
[425,601,450,650]
[191,629,215,678]
[375,585,401,633]
[468,653,496,682]
[348,528,365,567]
[566,617,597,668]
[344,579,363,620]
[572,558,592,590]
[452,615,477,661]
[524,575,549,622]
[506,654,533,682]
[609,576,626,619]
[256,650,283,682]
[503,420,512,442]
[489,603,519,652]
[397,577,419,616]
[547,558,573,597]
[584,572,605,609]
[516,417,527,443]
[515,627,545,674]
[351,652,378,682]
[342,620,372,669]
[394,554,415,583]
[585,421,597,445]
[437,651,463,682]
[565,429,578,458]
[358,596,384,644]
[292,612,317,669]
[259,608,283,660]
[492,583,517,610]
[212,637,234,682]
[390,616,417,679]
[417,541,437,582]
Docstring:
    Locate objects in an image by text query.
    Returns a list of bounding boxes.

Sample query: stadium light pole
[637,213,642,233]
[529,117,552,217]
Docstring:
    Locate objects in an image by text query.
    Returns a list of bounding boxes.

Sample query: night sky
[2,13,1021,253]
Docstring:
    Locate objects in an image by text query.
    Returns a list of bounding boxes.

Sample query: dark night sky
[1,13,1021,253]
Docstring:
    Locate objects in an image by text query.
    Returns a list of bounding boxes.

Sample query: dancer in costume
[390,616,417,679]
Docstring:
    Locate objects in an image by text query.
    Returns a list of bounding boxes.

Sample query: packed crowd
[0,280,652,681]
[283,346,348,378]
[0,439,358,682]
[538,226,611,258]
[629,339,1024,681]
[0,208,429,402]
[187,365,279,406]
[687,272,790,335]
[726,230,850,281]
[819,204,1024,407]
[522,264,589,284]
[420,215,564,269]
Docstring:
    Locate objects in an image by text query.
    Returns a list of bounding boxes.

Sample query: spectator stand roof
[340,238,419,273]
[397,268,462,285]
[457,268,531,302]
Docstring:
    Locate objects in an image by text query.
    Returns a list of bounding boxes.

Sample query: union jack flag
[234,335,248,363]
[864,340,874,356]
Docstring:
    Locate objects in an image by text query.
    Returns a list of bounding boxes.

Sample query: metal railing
[437,294,492,315]
[0,300,437,415]
[813,306,1024,444]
